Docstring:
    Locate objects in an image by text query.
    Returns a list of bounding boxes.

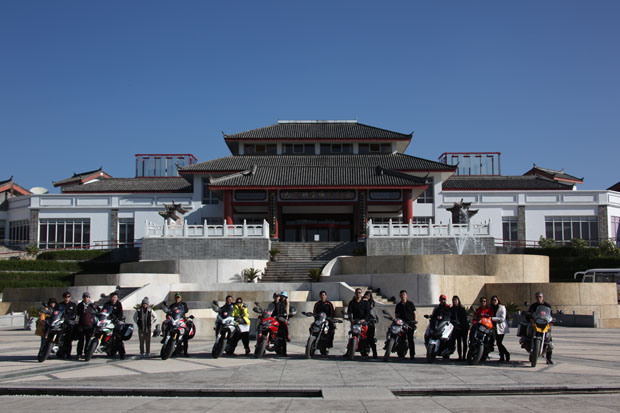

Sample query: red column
[269,191,278,239]
[403,189,413,223]
[223,191,233,225]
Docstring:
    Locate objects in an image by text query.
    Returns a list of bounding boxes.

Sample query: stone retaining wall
[140,238,270,261]
[366,237,496,256]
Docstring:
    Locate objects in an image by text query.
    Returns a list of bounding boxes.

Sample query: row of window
[242,143,393,155]
[502,216,602,246]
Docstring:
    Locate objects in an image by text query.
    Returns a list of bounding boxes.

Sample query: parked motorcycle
[343,314,370,360]
[302,311,342,359]
[424,313,455,363]
[84,304,133,361]
[160,302,195,360]
[37,304,70,362]
[382,309,416,361]
[518,303,555,367]
[253,302,296,358]
[212,301,237,358]
[466,312,494,365]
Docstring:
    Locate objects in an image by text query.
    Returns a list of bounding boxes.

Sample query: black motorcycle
[37,304,71,362]
[85,304,133,361]
[302,311,342,359]
[466,312,494,365]
[160,303,195,360]
[382,309,416,361]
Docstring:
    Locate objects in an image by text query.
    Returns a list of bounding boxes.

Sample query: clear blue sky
[1,1,618,191]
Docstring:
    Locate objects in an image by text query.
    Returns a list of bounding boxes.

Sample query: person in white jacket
[490,296,510,363]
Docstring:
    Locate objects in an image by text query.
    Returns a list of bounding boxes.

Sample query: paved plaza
[1,327,620,411]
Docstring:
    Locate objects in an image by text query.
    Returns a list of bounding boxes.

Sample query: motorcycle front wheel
[346,337,358,361]
[530,338,541,367]
[161,337,176,360]
[426,345,436,363]
[254,337,267,359]
[467,342,484,365]
[84,338,99,362]
[383,338,395,362]
[305,336,317,359]
[212,337,226,359]
[37,340,53,363]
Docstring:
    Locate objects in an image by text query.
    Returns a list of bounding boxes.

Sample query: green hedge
[0,260,119,274]
[37,249,111,261]
[0,272,74,292]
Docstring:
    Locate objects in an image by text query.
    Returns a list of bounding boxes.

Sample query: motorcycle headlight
[311,324,321,332]
[391,325,402,334]
[352,325,361,334]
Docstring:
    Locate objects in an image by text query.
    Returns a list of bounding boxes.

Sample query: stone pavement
[1,327,620,411]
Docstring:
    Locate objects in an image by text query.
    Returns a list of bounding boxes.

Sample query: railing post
[203,220,208,238]
[367,219,372,237]
[183,220,188,237]
[388,219,393,237]
[447,220,451,235]
[163,220,169,237]
[263,219,269,239]
[428,218,433,236]
[223,222,228,237]
[242,219,247,237]
[408,218,413,237]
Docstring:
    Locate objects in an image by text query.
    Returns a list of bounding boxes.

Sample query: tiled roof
[525,165,583,183]
[180,153,455,173]
[443,175,574,191]
[53,167,110,186]
[223,121,412,141]
[61,177,192,193]
[208,165,427,188]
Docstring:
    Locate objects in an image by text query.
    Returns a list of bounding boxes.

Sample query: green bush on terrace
[0,272,74,292]
[37,249,111,261]
[0,260,119,274]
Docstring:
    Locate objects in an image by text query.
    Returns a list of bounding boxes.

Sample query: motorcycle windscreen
[534,306,552,324]
[170,308,186,320]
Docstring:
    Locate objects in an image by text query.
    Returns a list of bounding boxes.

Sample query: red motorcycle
[253,302,297,358]
[344,315,369,360]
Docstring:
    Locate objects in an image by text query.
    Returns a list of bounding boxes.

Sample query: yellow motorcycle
[518,304,554,367]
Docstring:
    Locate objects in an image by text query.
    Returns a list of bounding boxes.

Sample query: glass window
[119,218,134,247]
[201,178,219,205]
[417,178,434,204]
[502,217,518,243]
[9,220,29,246]
[321,143,353,154]
[612,216,620,245]
[545,216,599,246]
[38,219,90,249]
[283,144,314,155]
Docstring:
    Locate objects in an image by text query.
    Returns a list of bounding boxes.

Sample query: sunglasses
[236,301,242,304]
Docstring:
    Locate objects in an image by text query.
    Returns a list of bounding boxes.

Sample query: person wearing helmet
[528,292,554,364]
[169,292,190,357]
[272,291,291,355]
[430,295,452,321]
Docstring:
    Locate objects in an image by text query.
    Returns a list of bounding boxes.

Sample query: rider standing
[58,291,77,359]
[490,295,510,363]
[395,289,416,359]
[363,291,378,358]
[528,292,554,364]
[104,291,125,360]
[232,297,251,355]
[170,292,190,357]
[76,292,97,359]
[347,288,371,356]
[133,297,157,358]
[313,290,336,349]
[450,295,469,360]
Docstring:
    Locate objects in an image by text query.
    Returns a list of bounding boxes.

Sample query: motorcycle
[382,309,416,361]
[160,302,195,360]
[37,304,70,362]
[466,312,494,365]
[211,301,237,358]
[253,302,296,358]
[424,313,455,363]
[343,314,370,361]
[84,304,133,361]
[518,303,555,367]
[302,311,342,359]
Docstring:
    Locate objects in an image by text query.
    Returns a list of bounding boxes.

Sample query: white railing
[367,219,491,238]
[145,219,270,239]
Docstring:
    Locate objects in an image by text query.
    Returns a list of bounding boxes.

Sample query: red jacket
[474,306,494,318]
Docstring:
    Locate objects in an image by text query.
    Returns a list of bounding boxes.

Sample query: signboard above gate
[280,190,356,201]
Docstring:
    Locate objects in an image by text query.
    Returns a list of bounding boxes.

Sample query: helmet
[279,291,288,298]
[439,294,447,301]
[174,292,182,298]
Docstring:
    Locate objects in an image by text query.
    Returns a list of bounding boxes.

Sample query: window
[9,220,29,246]
[416,178,434,204]
[201,178,219,205]
[502,217,518,243]
[358,143,392,154]
[39,219,90,249]
[612,216,620,246]
[545,216,599,246]
[118,218,134,247]
[0,220,5,244]
[244,144,277,155]
[283,144,315,155]
[320,143,353,154]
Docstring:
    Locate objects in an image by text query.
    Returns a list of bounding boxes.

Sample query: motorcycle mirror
[558,310,565,315]
[524,301,529,307]
[212,300,219,306]
[381,309,390,315]
[100,293,106,298]
[189,315,195,319]
[424,314,430,319]
[253,306,261,313]
[383,315,392,320]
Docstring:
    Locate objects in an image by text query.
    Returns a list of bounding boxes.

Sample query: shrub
[599,240,620,257]
[538,237,556,248]
[570,238,589,252]
[242,267,262,283]
[0,260,119,274]
[0,272,74,292]
[37,249,111,261]
[269,248,280,258]
[308,268,322,282]
[25,245,40,257]
[352,247,367,256]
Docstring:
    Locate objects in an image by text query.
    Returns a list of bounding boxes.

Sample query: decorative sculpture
[159,202,188,222]
[446,199,478,224]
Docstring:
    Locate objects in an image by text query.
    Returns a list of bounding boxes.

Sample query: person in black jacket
[76,292,98,359]
[104,292,125,359]
[528,292,554,364]
[450,295,469,360]
[347,288,370,321]
[363,291,378,358]
[58,291,77,359]
[169,292,190,357]
[313,290,336,348]
[395,290,416,359]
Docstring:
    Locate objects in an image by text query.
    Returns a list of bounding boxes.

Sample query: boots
[372,343,377,359]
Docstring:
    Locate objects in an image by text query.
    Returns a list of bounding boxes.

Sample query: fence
[145,219,270,239]
[367,219,491,238]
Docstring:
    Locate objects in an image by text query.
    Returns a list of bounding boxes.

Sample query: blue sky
[1,1,618,191]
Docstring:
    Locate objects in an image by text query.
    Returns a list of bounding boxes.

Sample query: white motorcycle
[211,301,237,358]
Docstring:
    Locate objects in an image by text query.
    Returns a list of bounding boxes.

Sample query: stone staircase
[261,241,363,282]
[348,286,394,305]
[96,287,139,306]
